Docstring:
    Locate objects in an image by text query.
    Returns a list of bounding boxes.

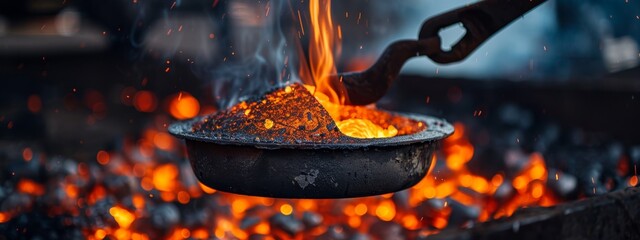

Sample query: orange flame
[308,0,342,104]
[303,0,397,139]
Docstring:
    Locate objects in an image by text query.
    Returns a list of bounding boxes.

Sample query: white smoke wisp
[194,0,300,110]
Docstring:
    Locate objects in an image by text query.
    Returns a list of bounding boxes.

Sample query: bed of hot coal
[2,69,640,239]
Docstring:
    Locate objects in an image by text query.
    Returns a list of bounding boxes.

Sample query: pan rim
[168,112,454,150]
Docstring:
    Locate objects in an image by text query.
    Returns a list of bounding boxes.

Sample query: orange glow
[191,228,209,239]
[113,229,131,240]
[17,179,45,196]
[177,191,190,204]
[168,228,189,240]
[181,228,191,239]
[348,216,361,228]
[152,164,178,192]
[435,181,456,199]
[423,186,437,199]
[298,199,316,211]
[132,194,145,209]
[300,0,401,139]
[528,153,548,181]
[96,150,110,165]
[452,191,475,205]
[88,185,106,204]
[65,184,78,198]
[131,232,149,240]
[512,176,528,191]
[354,203,368,216]
[494,152,556,217]
[630,176,639,187]
[459,174,473,187]
[469,176,490,194]
[22,148,33,161]
[232,199,249,215]
[432,217,448,229]
[531,181,544,198]
[160,192,176,202]
[254,222,270,235]
[280,204,293,215]
[10,102,572,239]
[133,90,157,112]
[264,119,274,129]
[0,212,10,223]
[94,229,107,240]
[215,219,231,239]
[491,174,504,187]
[530,165,546,180]
[109,206,135,229]
[27,94,42,113]
[402,214,420,230]
[152,132,175,151]
[446,154,466,171]
[231,227,248,239]
[448,122,466,141]
[343,204,355,216]
[381,193,394,199]
[140,177,154,191]
[336,118,398,138]
[169,92,200,120]
[198,182,216,194]
[138,139,155,158]
[308,0,341,104]
[375,200,396,221]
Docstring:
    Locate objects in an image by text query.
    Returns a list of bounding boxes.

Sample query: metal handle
[419,0,547,64]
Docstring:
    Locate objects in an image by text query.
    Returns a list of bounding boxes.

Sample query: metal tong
[333,0,547,105]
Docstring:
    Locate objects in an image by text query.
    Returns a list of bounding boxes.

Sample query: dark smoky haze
[3,0,637,108]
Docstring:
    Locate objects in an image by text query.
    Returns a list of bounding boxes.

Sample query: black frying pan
[169,114,453,198]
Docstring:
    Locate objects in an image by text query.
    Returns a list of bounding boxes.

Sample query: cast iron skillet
[169,113,453,198]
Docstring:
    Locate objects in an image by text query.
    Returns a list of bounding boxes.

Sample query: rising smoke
[192,0,301,109]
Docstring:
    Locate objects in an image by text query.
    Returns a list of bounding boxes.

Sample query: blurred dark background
[1,0,639,159]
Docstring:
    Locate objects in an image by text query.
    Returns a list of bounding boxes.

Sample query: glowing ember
[153,164,179,192]
[630,176,639,187]
[109,206,135,229]
[336,119,397,138]
[2,118,635,239]
[193,84,424,143]
[0,212,10,223]
[169,92,200,120]
[375,200,396,221]
[133,90,157,113]
[280,204,293,215]
[96,150,110,165]
[94,229,107,239]
[17,179,45,196]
